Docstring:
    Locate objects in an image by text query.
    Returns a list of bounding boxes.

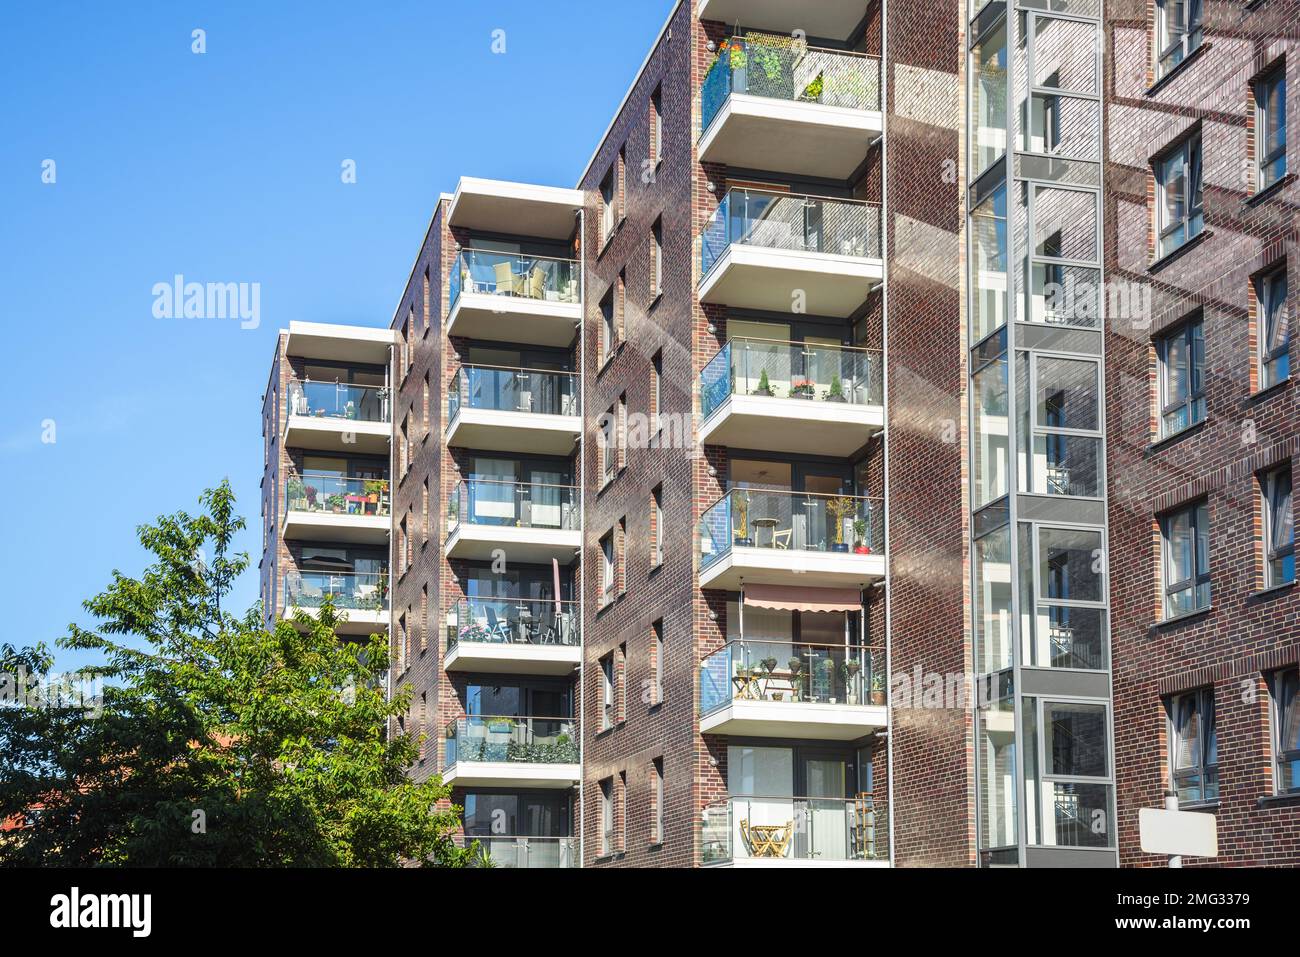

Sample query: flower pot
[734,537,753,547]
[854,546,871,555]
[831,543,849,553]
[871,690,885,706]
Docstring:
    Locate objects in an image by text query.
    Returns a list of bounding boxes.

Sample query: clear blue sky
[0,0,675,669]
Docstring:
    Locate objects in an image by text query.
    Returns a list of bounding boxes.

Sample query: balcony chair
[740,817,793,859]
[527,266,546,300]
[484,607,514,643]
[494,261,521,296]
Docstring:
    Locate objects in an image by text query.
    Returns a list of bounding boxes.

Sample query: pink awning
[742,584,861,613]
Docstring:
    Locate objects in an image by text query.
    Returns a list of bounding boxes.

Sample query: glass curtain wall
[967,0,1115,866]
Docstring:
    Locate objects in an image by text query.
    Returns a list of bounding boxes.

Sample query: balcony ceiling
[448,177,583,240]
[447,294,581,348]
[445,410,581,457]
[698,0,867,40]
[285,321,395,365]
[701,394,883,457]
[699,97,881,180]
[700,245,882,317]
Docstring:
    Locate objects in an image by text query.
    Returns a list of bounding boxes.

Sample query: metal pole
[1164,790,1182,868]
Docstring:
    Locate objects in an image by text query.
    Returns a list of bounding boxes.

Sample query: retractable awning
[741,583,861,613]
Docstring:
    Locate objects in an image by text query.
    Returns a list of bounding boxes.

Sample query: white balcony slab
[441,762,581,790]
[705,857,890,868]
[698,0,869,39]
[444,642,582,676]
[284,605,389,638]
[700,699,886,740]
[282,415,390,455]
[281,510,390,545]
[285,321,396,364]
[700,94,882,180]
[447,292,582,348]
[699,244,882,317]
[445,408,580,457]
[701,393,883,457]
[445,524,582,565]
[447,177,583,240]
[699,547,885,591]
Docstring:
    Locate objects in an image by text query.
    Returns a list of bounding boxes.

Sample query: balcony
[700,337,883,456]
[698,489,885,590]
[445,597,581,676]
[700,796,888,867]
[281,473,390,544]
[445,479,581,565]
[460,836,577,868]
[282,570,388,637]
[445,365,580,456]
[699,35,881,179]
[283,320,394,366]
[442,716,581,789]
[699,189,882,317]
[447,177,584,240]
[283,378,390,454]
[447,250,582,348]
[698,0,871,41]
[699,640,886,739]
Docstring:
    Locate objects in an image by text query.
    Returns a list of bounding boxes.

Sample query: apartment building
[258,0,1299,868]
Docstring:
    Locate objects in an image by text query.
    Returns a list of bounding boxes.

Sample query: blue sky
[0,0,675,669]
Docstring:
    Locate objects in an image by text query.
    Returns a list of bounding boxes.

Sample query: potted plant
[824,375,846,403]
[790,378,816,399]
[853,517,871,554]
[787,657,804,702]
[364,478,389,515]
[755,368,774,397]
[841,660,862,705]
[720,38,748,92]
[305,484,319,511]
[821,658,838,704]
[286,477,306,511]
[326,493,345,513]
[733,490,752,547]
[800,72,825,103]
[870,671,886,706]
[826,496,855,552]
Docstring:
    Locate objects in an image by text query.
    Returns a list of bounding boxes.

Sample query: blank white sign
[1139,807,1218,858]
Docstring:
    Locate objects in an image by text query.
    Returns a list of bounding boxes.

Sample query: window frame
[1160,499,1212,619]
[651,484,664,568]
[1256,65,1287,192]
[651,757,665,844]
[1270,667,1300,795]
[1155,0,1203,80]
[1262,465,1295,588]
[1156,316,1205,438]
[600,166,617,245]
[600,531,616,604]
[1155,132,1203,258]
[1167,687,1218,805]
[1257,264,1290,391]
[599,653,615,730]
[650,217,664,299]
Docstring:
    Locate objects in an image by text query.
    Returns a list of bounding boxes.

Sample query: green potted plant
[826,496,855,552]
[286,477,306,511]
[755,368,774,397]
[787,656,804,702]
[326,493,345,513]
[800,72,825,103]
[364,478,389,515]
[841,659,862,705]
[870,670,886,706]
[824,375,846,402]
[733,490,752,547]
[790,378,816,399]
[820,658,838,703]
[853,517,871,554]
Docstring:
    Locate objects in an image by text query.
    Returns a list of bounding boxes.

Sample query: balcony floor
[447,292,582,348]
[445,408,580,456]
[442,762,581,789]
[700,699,886,740]
[701,393,883,457]
[699,547,884,591]
[700,94,882,180]
[445,524,581,565]
[444,642,581,676]
[283,416,389,455]
[700,244,882,317]
[281,511,390,545]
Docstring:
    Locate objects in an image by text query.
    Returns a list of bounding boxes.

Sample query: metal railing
[699,489,884,569]
[701,188,882,278]
[449,478,579,532]
[449,597,580,648]
[700,640,886,715]
[284,473,390,518]
[700,796,888,864]
[285,378,389,423]
[449,249,581,309]
[283,570,388,612]
[447,365,580,421]
[701,33,881,131]
[443,716,579,768]
[460,836,578,869]
[701,336,882,419]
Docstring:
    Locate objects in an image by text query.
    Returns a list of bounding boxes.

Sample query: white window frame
[1167,687,1218,805]
[1157,317,1205,438]
[1155,133,1203,258]
[1160,500,1211,619]
[1155,0,1203,79]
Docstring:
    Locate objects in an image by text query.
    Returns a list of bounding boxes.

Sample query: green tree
[0,481,473,867]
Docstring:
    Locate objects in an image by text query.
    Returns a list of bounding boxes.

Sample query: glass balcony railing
[286,378,389,423]
[283,570,389,612]
[460,836,578,869]
[449,597,580,648]
[449,479,579,532]
[701,188,882,278]
[447,365,580,421]
[698,489,884,569]
[443,716,579,768]
[700,640,887,716]
[701,34,882,132]
[701,337,882,419]
[284,473,390,518]
[449,249,581,309]
[700,796,888,865]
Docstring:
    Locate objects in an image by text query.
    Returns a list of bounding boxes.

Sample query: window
[422,267,430,334]
[1256,66,1287,192]
[618,518,627,595]
[650,217,663,298]
[600,166,617,244]
[423,477,431,544]
[422,373,431,437]
[601,406,617,484]
[600,653,615,729]
[1155,133,1203,257]
[650,350,662,430]
[652,619,664,705]
[1168,688,1218,804]
[618,770,628,852]
[1271,667,1300,793]
[650,85,663,166]
[420,584,428,653]
[651,485,664,567]
[397,612,408,672]
[1156,0,1203,79]
[600,531,615,604]
[1157,318,1205,437]
[405,307,415,376]
[617,393,627,472]
[1161,500,1211,618]
[1027,354,1103,497]
[600,286,618,363]
[651,758,664,844]
[1262,466,1295,587]
[599,778,615,855]
[1257,265,1290,391]
[420,479,428,543]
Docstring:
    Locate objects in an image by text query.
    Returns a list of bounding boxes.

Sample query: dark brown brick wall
[1105,0,1300,866]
